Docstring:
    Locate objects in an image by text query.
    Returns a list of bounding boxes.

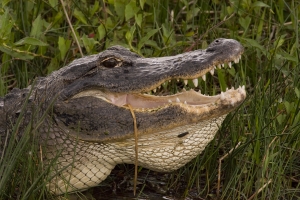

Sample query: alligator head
[0,38,246,194]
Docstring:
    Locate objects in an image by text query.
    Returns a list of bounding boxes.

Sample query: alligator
[0,38,246,195]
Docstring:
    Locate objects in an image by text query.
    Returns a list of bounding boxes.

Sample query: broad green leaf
[0,9,14,40]
[125,0,140,21]
[144,40,160,50]
[91,1,100,16]
[53,11,64,26]
[284,101,293,114]
[276,114,285,125]
[0,45,34,60]
[97,24,106,41]
[58,37,71,60]
[49,0,58,11]
[30,15,43,38]
[135,14,143,28]
[74,9,88,25]
[252,1,270,8]
[185,31,195,37]
[15,37,48,46]
[239,16,251,31]
[114,0,127,20]
[47,57,60,73]
[187,8,199,22]
[139,0,146,10]
[138,28,159,50]
[126,25,136,45]
[242,38,266,54]
[277,51,298,63]
[82,34,99,54]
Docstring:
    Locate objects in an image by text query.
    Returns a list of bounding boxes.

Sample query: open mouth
[72,52,246,110]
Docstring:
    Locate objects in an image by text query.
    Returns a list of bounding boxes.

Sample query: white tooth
[239,54,242,59]
[182,88,186,92]
[210,68,214,75]
[184,79,188,85]
[193,78,198,87]
[228,62,232,68]
[153,88,156,93]
[242,85,245,90]
[220,92,225,100]
[217,64,221,69]
[221,63,224,67]
[202,75,206,81]
[158,85,161,89]
[214,65,216,69]
[234,57,239,63]
[231,86,234,90]
[184,101,187,104]
[169,80,171,82]
[198,90,201,94]
[177,79,179,82]
[176,97,180,103]
[226,87,228,91]
[168,99,172,103]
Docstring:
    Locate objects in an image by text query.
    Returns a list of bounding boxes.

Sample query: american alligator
[0,38,246,194]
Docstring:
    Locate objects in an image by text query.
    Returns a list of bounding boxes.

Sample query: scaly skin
[0,38,246,194]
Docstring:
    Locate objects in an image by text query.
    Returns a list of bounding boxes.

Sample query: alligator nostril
[177,131,189,138]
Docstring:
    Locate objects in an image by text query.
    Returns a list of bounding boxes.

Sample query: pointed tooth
[217,64,221,69]
[198,90,201,94]
[168,99,172,103]
[214,65,216,69]
[153,88,156,93]
[210,68,214,75]
[239,54,242,59]
[226,87,228,91]
[176,97,180,103]
[184,101,187,104]
[192,78,198,87]
[242,85,245,90]
[184,79,188,85]
[231,86,234,90]
[182,88,186,92]
[158,85,161,89]
[234,57,239,63]
[228,62,232,68]
[220,92,225,100]
[221,63,224,67]
[202,75,206,81]
[177,79,179,82]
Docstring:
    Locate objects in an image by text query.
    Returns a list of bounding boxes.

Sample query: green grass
[0,0,299,199]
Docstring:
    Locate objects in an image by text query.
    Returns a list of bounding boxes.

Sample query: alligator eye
[101,57,122,68]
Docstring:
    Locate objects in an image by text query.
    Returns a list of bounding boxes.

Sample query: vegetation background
[0,0,299,199]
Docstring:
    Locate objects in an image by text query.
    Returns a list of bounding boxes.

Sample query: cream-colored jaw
[72,85,246,110]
